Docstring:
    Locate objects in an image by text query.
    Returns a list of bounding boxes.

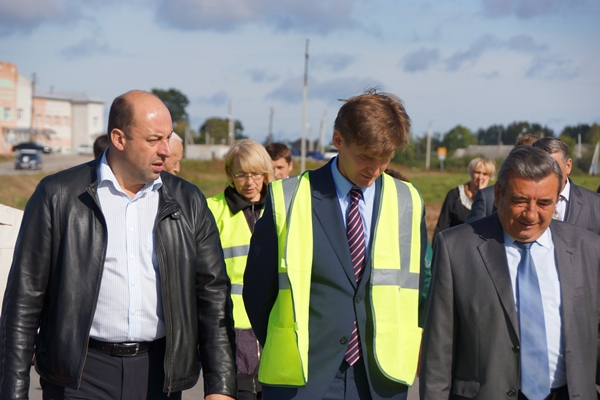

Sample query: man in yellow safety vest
[243,89,430,400]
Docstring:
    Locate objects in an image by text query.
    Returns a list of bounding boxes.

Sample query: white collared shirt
[0,204,24,314]
[90,152,165,342]
[554,179,570,221]
[503,228,566,388]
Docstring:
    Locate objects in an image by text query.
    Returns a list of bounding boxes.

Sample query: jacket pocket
[451,379,480,398]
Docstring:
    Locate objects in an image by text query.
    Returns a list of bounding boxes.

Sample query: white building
[0,61,105,155]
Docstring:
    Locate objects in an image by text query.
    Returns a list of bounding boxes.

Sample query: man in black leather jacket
[0,90,236,399]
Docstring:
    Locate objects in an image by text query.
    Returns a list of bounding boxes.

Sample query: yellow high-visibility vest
[258,172,424,386]
[207,192,261,329]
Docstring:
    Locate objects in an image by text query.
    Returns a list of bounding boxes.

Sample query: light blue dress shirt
[503,228,566,389]
[90,152,165,343]
[331,157,375,254]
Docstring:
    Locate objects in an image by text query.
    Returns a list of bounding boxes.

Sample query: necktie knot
[350,187,362,203]
[515,241,533,251]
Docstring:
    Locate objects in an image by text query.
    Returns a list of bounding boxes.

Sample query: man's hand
[205,395,235,400]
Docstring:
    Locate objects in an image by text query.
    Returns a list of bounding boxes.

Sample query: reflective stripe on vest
[207,192,259,329]
[258,172,424,386]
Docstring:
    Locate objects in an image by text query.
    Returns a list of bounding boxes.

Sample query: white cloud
[401,48,440,72]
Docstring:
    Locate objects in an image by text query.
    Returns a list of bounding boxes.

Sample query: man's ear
[110,129,126,151]
[332,130,343,150]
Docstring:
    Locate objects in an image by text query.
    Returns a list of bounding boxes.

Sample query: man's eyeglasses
[232,173,264,182]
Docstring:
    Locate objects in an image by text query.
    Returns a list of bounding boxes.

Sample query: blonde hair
[468,157,496,180]
[224,139,275,187]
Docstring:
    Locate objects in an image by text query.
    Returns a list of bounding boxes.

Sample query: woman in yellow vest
[207,139,274,400]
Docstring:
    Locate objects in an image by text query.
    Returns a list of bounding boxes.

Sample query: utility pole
[308,124,314,152]
[300,39,309,173]
[266,107,274,144]
[29,72,37,142]
[425,119,435,170]
[318,110,327,154]
[228,100,234,146]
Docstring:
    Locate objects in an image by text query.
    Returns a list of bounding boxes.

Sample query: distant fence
[185,144,230,160]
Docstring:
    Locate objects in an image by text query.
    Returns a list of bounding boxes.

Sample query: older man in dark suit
[421,146,600,399]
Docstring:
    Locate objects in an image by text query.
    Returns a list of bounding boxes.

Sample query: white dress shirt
[503,228,566,388]
[90,153,165,342]
[0,204,24,314]
[554,179,570,221]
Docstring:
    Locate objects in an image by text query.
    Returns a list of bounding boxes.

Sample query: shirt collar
[97,151,162,197]
[503,225,553,251]
[560,178,570,201]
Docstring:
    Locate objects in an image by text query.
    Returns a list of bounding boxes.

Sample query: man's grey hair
[496,146,563,197]
[531,137,570,164]
[170,132,183,143]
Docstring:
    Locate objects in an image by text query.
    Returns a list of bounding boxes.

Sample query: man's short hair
[532,137,570,164]
[265,142,292,163]
[107,94,135,140]
[496,146,562,197]
[515,134,539,146]
[93,135,109,158]
[334,88,411,159]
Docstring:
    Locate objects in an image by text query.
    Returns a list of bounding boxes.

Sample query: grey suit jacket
[465,185,495,223]
[420,215,600,399]
[566,179,600,235]
[244,161,429,400]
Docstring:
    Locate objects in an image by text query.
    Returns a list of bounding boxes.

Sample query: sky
[1,0,599,144]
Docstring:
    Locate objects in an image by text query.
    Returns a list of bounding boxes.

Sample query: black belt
[88,337,164,357]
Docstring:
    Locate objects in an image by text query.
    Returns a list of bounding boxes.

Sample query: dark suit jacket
[566,179,600,235]
[244,161,428,400]
[465,185,495,223]
[420,215,600,399]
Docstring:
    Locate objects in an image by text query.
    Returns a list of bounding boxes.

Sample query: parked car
[12,142,51,154]
[323,146,339,160]
[14,149,42,170]
[77,144,93,155]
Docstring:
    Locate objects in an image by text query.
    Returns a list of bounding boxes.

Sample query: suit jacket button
[507,389,516,397]
[513,345,520,353]
[355,296,361,303]
[340,337,348,345]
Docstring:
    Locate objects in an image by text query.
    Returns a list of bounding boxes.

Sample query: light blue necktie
[515,241,550,400]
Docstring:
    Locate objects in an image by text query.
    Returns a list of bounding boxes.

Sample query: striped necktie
[344,187,365,365]
[515,241,550,400]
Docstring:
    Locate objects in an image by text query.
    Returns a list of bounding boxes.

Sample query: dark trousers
[321,359,373,400]
[41,340,181,400]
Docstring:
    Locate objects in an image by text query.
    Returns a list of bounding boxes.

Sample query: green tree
[504,121,552,145]
[587,123,600,145]
[441,125,477,152]
[151,88,190,123]
[198,117,246,144]
[560,124,591,143]
[476,124,504,145]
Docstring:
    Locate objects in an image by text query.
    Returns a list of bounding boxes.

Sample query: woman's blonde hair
[224,139,275,187]
[468,157,496,180]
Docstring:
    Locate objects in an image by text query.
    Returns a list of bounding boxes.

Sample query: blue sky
[1,0,599,143]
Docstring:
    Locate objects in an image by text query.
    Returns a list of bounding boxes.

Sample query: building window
[93,116,98,127]
[64,116,69,126]
[54,116,60,126]
[45,115,50,125]
[35,115,41,125]
[5,108,12,120]
[17,109,23,120]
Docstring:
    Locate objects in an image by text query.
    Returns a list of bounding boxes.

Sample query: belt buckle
[113,342,139,357]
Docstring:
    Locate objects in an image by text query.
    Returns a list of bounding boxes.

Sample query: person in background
[207,139,274,400]
[265,142,293,180]
[466,134,539,222]
[434,157,495,237]
[164,133,184,175]
[92,134,109,158]
[0,90,236,399]
[532,136,600,235]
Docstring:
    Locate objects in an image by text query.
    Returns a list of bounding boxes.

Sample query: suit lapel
[566,180,583,224]
[550,222,577,331]
[475,215,519,339]
[310,164,357,286]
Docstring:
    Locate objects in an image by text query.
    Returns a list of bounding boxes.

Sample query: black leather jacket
[0,160,237,398]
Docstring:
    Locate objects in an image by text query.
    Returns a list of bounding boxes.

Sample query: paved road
[0,153,93,176]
